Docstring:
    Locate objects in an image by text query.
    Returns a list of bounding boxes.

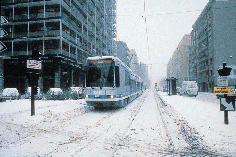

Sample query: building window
[30,6,44,19]
[45,40,60,49]
[45,4,60,18]
[70,46,76,55]
[14,41,27,52]
[30,23,44,32]
[14,24,28,38]
[14,7,28,20]
[45,21,60,37]
[62,41,69,52]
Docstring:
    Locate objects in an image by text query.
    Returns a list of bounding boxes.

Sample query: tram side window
[115,66,120,87]
[125,71,130,86]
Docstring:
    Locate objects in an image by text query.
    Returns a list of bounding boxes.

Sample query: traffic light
[28,73,39,87]
[32,86,38,95]
[32,47,41,60]
[218,62,232,76]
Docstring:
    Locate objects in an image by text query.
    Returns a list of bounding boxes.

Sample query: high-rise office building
[1,0,116,94]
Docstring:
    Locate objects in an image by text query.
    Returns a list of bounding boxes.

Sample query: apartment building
[1,0,116,94]
[115,41,131,67]
[167,34,191,87]
[190,0,236,92]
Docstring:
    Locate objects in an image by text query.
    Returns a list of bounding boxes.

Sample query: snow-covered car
[46,88,65,100]
[70,87,84,99]
[1,88,20,100]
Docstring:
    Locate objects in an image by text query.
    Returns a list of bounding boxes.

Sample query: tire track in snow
[46,107,118,156]
[154,90,225,156]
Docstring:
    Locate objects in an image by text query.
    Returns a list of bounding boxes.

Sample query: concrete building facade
[1,0,116,94]
[190,0,236,92]
[115,41,131,67]
[167,34,191,87]
[129,49,150,89]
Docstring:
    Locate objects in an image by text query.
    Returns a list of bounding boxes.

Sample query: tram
[84,56,143,108]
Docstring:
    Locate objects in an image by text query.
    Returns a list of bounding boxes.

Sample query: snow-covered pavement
[158,91,236,156]
[0,89,235,156]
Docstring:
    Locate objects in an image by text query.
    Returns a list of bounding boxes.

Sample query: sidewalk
[158,91,236,156]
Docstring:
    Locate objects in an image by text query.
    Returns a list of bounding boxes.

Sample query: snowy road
[0,89,234,156]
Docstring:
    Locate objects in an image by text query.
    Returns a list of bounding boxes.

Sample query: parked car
[1,88,20,100]
[70,87,84,100]
[46,88,65,100]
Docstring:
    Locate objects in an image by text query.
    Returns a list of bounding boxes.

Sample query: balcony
[45,12,61,19]
[44,48,60,55]
[45,30,60,37]
[29,31,44,38]
[14,32,28,39]
[14,14,28,21]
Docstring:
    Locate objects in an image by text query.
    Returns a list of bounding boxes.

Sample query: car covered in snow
[70,87,84,99]
[46,88,65,100]
[1,88,20,100]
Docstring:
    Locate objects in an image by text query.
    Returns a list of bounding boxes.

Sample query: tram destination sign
[27,60,41,69]
[214,86,235,94]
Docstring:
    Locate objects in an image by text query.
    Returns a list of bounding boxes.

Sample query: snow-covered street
[0,89,236,156]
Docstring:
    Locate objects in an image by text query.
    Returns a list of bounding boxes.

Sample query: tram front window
[86,60,114,87]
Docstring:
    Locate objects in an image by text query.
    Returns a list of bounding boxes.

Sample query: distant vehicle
[84,56,144,108]
[1,88,20,100]
[179,81,198,97]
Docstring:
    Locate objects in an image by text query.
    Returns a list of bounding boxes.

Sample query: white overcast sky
[116,0,209,84]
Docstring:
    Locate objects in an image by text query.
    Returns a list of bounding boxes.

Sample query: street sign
[0,28,8,37]
[1,16,8,24]
[27,60,42,69]
[214,86,235,94]
[1,16,8,54]
[217,76,228,87]
[0,41,7,52]
[220,97,235,111]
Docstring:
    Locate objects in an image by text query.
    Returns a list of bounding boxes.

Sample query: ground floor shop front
[1,54,84,95]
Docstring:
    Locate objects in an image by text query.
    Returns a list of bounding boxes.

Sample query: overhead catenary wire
[143,0,151,69]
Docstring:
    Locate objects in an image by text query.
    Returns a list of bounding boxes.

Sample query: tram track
[47,90,148,156]
[110,90,149,156]
[154,90,177,155]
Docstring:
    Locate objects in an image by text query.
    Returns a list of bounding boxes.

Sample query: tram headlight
[120,94,122,98]
[86,95,89,98]
[110,95,114,98]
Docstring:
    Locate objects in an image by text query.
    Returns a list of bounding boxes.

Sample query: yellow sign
[214,86,235,94]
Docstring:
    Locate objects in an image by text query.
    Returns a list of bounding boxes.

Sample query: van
[180,81,198,97]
